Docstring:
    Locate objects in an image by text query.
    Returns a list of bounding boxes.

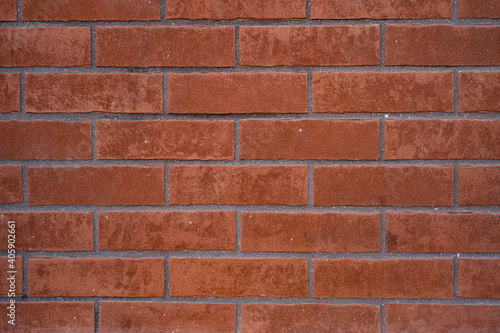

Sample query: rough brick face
[169,165,308,205]
[314,259,454,298]
[0,73,20,113]
[97,26,235,67]
[459,0,500,18]
[385,119,500,159]
[0,257,22,296]
[168,73,308,114]
[459,72,500,112]
[99,211,236,251]
[459,259,500,299]
[28,257,165,297]
[386,212,500,253]
[0,0,17,21]
[167,0,306,20]
[242,304,381,332]
[0,27,91,67]
[386,25,500,66]
[28,166,165,206]
[0,212,93,251]
[312,0,453,19]
[240,119,380,160]
[100,302,236,333]
[386,304,500,332]
[23,0,161,21]
[314,165,454,206]
[97,120,234,160]
[313,72,453,113]
[170,258,308,297]
[0,120,92,160]
[240,26,380,66]
[0,165,22,205]
[26,73,163,114]
[241,212,380,252]
[459,166,500,206]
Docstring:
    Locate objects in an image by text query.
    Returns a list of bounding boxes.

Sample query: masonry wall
[0,0,499,332]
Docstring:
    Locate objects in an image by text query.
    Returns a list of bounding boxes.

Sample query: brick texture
[26,73,163,113]
[28,166,165,206]
[170,258,308,297]
[0,257,22,296]
[460,72,500,112]
[240,26,380,66]
[313,72,453,113]
[0,27,91,67]
[240,119,380,160]
[314,259,454,298]
[0,73,20,113]
[97,120,234,160]
[459,166,500,206]
[241,212,380,252]
[0,0,17,21]
[28,257,165,297]
[167,0,306,20]
[386,25,500,66]
[97,26,235,67]
[0,212,93,251]
[23,0,161,21]
[168,73,307,114]
[99,211,236,251]
[0,166,22,205]
[459,0,500,18]
[459,259,500,299]
[0,120,92,160]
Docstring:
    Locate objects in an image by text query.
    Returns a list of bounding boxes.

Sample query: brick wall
[0,0,499,332]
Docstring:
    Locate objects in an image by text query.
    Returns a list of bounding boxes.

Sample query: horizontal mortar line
[0,296,499,305]
[0,18,499,27]
[2,113,500,121]
[0,205,499,213]
[4,251,500,260]
[1,66,500,73]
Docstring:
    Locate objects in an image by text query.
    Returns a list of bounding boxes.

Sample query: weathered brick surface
[0,74,20,113]
[459,166,500,206]
[460,72,500,112]
[459,259,500,299]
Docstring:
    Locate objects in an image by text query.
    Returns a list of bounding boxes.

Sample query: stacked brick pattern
[0,0,499,332]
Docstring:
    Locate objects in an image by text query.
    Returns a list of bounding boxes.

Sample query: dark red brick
[0,257,22,296]
[0,0,17,21]
[459,259,500,299]
[0,166,22,205]
[459,0,500,18]
[459,166,500,206]
[460,72,500,112]
[0,73,19,113]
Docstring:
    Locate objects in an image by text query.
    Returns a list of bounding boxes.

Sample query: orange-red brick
[459,166,500,206]
[459,259,500,299]
[0,0,17,21]
[460,72,500,112]
[170,258,308,297]
[459,0,500,18]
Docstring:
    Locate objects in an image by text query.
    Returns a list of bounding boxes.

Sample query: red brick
[168,73,307,114]
[100,302,236,333]
[242,303,380,332]
[459,0,500,18]
[0,257,22,297]
[240,26,380,66]
[312,0,452,19]
[313,72,453,113]
[387,212,500,253]
[23,0,161,21]
[28,257,164,297]
[97,120,234,160]
[459,259,500,299]
[0,166,22,205]
[99,211,236,251]
[314,165,454,206]
[314,259,453,298]
[28,166,164,206]
[0,73,19,113]
[459,166,500,206]
[0,0,17,21]
[0,212,93,251]
[240,119,380,160]
[386,25,500,66]
[97,26,235,67]
[460,72,500,112]
[0,120,92,160]
[241,212,380,252]
[26,73,163,114]
[167,0,305,20]
[386,304,500,333]
[0,27,90,67]
[385,119,500,159]
[169,165,308,206]
[170,258,308,297]
[0,302,94,332]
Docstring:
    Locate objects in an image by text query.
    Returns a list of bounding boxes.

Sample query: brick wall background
[0,0,499,332]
